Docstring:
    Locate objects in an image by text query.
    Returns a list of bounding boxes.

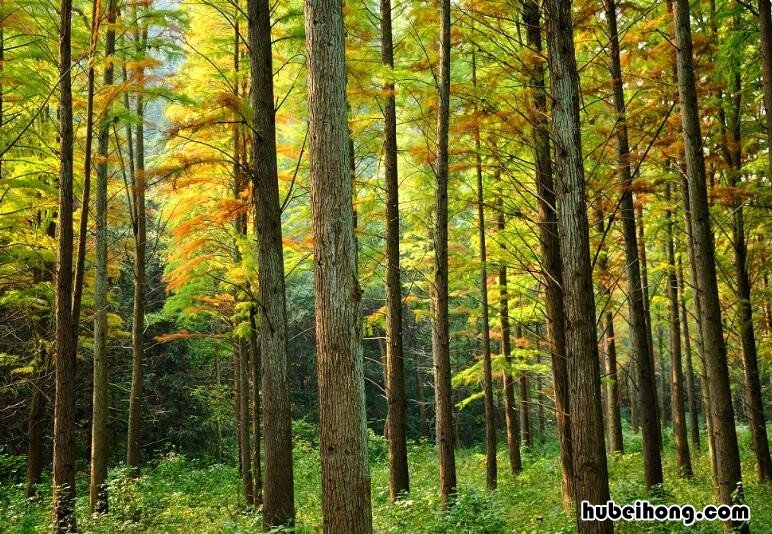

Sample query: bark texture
[432,0,457,507]
[248,0,296,524]
[90,0,118,512]
[380,0,409,499]
[545,0,611,529]
[604,0,662,487]
[673,0,746,512]
[52,0,76,528]
[304,0,373,530]
[522,0,573,503]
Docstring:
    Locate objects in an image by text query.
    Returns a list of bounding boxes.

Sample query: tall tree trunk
[544,0,611,529]
[380,0,410,500]
[679,162,717,481]
[304,0,373,530]
[665,182,692,477]
[536,348,546,443]
[72,0,101,329]
[673,0,746,515]
[90,0,118,513]
[25,351,48,499]
[472,50,497,489]
[595,202,623,454]
[496,196,522,475]
[431,0,457,507]
[604,0,662,487]
[249,308,263,506]
[126,19,148,473]
[522,0,572,502]
[52,0,76,527]
[247,0,296,524]
[721,46,772,482]
[237,341,254,504]
[516,324,532,448]
[677,255,700,452]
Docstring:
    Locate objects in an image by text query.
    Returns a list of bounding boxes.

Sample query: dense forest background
[0,0,771,531]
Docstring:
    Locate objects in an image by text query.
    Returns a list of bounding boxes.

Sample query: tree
[760,0,772,180]
[432,0,457,507]
[304,0,373,530]
[472,47,496,491]
[603,0,662,488]
[544,0,612,531]
[521,0,573,501]
[673,0,746,513]
[90,0,119,513]
[664,181,692,477]
[380,0,409,500]
[126,7,149,473]
[248,0,296,524]
[52,0,76,527]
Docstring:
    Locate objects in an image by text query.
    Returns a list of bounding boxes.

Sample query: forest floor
[1,427,770,533]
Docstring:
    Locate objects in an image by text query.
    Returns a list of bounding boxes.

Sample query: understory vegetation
[2,427,771,533]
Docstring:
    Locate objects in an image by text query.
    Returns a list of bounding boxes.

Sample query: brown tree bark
[249,308,263,506]
[521,0,572,502]
[544,0,611,529]
[431,0,457,507]
[126,17,148,474]
[594,202,623,454]
[52,0,76,527]
[719,38,772,481]
[629,361,639,433]
[515,324,532,449]
[496,196,522,475]
[603,0,662,487]
[90,0,118,513]
[237,341,254,505]
[677,255,700,452]
[380,0,410,500]
[665,182,692,477]
[673,0,746,515]
[304,0,373,530]
[472,49,497,489]
[247,0,296,524]
[71,0,100,329]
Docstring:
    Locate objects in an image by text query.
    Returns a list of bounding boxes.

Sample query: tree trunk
[665,182,692,477]
[679,163,717,481]
[496,198,522,475]
[71,0,100,329]
[594,202,623,454]
[544,0,611,529]
[522,0,572,502]
[380,0,410,500]
[52,0,76,527]
[516,324,532,449]
[431,0,457,507]
[126,19,148,474]
[90,0,118,513]
[249,308,263,506]
[673,0,746,514]
[237,341,254,504]
[25,355,48,498]
[629,361,639,433]
[677,255,700,452]
[248,0,296,524]
[472,50,497,489]
[604,0,662,488]
[304,0,373,530]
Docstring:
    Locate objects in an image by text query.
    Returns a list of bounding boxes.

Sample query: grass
[1,427,770,533]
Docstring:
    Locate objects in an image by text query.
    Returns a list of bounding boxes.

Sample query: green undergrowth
[1,427,770,533]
